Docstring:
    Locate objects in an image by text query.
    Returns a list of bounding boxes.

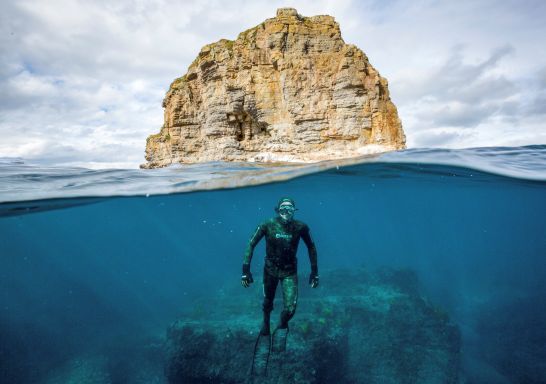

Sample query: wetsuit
[244,216,318,328]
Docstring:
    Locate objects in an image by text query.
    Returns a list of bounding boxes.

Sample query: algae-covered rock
[164,267,460,383]
[142,8,405,168]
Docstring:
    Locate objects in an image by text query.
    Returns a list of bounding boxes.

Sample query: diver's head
[275,197,297,222]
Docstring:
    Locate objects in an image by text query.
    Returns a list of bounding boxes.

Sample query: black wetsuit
[244,216,318,328]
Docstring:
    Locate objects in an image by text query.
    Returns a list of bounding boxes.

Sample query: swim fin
[271,327,289,353]
[251,332,271,378]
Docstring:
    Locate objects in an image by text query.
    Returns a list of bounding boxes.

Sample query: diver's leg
[261,269,279,335]
[279,274,298,329]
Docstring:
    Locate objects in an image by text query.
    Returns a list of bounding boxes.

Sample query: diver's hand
[241,263,254,288]
[309,272,319,288]
[241,272,254,288]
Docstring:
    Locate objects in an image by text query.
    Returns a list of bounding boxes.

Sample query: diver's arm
[241,224,265,288]
[243,223,265,266]
[301,225,319,287]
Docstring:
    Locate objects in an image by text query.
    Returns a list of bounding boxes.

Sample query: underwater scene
[1,145,545,384]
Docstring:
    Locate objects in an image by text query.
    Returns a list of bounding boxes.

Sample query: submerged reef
[472,294,546,383]
[165,267,460,383]
[143,8,405,168]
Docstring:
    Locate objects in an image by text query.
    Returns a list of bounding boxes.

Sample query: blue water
[1,146,545,383]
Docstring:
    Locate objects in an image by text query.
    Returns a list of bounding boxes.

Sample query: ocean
[1,145,545,384]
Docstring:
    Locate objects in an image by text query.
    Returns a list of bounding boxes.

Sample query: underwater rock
[471,294,546,383]
[164,267,460,383]
[142,8,405,168]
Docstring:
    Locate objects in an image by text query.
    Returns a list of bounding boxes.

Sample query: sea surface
[1,145,545,383]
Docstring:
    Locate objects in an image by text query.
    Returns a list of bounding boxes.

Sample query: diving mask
[278,203,295,221]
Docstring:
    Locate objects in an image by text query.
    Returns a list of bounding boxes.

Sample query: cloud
[538,67,546,89]
[412,129,473,148]
[0,0,545,167]
[522,66,546,116]
[528,94,546,116]
[395,45,518,102]
[394,45,546,148]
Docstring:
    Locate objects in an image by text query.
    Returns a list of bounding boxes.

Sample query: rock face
[164,268,460,383]
[142,8,405,168]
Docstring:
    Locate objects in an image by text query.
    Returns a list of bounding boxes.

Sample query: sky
[1,0,545,168]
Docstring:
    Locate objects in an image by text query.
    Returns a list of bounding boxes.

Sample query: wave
[0,145,544,217]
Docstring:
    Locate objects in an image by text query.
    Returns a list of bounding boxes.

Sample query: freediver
[241,197,319,337]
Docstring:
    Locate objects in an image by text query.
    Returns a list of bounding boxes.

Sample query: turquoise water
[1,146,545,383]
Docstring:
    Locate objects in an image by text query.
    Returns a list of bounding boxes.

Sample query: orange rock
[142,8,405,168]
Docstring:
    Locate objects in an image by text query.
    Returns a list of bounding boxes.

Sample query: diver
[241,197,319,337]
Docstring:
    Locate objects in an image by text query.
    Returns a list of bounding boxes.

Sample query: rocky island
[142,8,405,168]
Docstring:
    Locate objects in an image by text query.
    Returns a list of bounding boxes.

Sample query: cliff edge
[142,8,405,168]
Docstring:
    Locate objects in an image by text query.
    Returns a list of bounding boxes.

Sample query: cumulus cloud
[0,0,545,168]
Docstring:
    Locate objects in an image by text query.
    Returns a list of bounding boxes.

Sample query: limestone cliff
[142,8,405,168]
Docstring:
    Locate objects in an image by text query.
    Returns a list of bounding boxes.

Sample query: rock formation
[142,8,405,168]
[165,267,460,383]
